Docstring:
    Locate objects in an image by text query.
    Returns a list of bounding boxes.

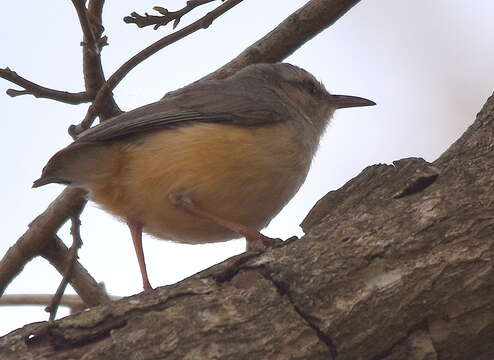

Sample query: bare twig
[41,235,112,307]
[71,0,100,55]
[0,67,91,105]
[1,294,86,313]
[0,0,121,119]
[0,293,120,314]
[45,216,83,321]
[69,0,244,137]
[74,0,122,122]
[124,0,218,30]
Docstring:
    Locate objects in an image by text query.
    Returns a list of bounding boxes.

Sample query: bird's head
[237,63,375,130]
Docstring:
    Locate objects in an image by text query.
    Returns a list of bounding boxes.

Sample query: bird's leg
[127,219,153,291]
[169,193,282,251]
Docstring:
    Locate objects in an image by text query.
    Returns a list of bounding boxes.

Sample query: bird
[33,63,375,291]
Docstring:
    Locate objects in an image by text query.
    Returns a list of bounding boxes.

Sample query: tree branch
[69,0,244,137]
[71,0,100,56]
[124,0,218,30]
[45,216,84,321]
[40,235,112,307]
[0,0,121,118]
[0,188,85,296]
[73,0,122,121]
[0,189,111,309]
[203,0,362,81]
[0,294,120,314]
[0,294,87,314]
[0,67,91,105]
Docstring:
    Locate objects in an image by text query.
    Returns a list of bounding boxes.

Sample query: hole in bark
[394,174,439,199]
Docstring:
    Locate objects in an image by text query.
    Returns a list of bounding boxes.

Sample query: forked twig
[124,0,218,30]
[69,0,244,136]
[0,67,91,104]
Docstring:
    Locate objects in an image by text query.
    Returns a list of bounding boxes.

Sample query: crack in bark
[24,289,211,353]
[369,322,434,360]
[208,252,262,283]
[259,269,338,359]
[425,319,441,360]
[202,248,338,357]
[393,173,439,199]
[26,317,127,350]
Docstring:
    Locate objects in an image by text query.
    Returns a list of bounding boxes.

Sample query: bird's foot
[245,232,283,252]
[168,191,283,251]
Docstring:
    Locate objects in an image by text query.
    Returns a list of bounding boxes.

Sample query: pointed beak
[327,94,376,109]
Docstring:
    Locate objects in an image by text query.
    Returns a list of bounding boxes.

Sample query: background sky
[1,0,493,336]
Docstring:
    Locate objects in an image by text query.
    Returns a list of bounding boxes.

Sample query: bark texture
[0,95,493,359]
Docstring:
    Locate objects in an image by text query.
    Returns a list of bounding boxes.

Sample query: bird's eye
[306,82,318,95]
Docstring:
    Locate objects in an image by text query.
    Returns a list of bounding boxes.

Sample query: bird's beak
[327,94,376,109]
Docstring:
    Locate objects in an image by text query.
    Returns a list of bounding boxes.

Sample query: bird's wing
[76,80,287,143]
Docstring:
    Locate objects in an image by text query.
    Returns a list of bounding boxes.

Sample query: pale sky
[1,0,493,336]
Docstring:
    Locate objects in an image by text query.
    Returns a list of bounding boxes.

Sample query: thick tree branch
[0,188,85,296]
[0,188,110,308]
[203,0,361,81]
[124,0,218,30]
[69,0,244,137]
[0,67,91,105]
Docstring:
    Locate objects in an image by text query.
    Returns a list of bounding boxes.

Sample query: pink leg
[127,220,153,291]
[169,193,282,251]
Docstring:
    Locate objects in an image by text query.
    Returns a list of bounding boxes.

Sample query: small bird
[33,63,375,291]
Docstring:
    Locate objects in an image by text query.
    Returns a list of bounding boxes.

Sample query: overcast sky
[1,0,493,336]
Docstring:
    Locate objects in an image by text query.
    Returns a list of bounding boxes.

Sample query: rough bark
[1,96,492,359]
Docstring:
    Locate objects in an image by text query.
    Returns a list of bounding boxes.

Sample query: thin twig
[124,0,218,30]
[71,0,99,55]
[1,294,86,313]
[0,294,120,313]
[0,67,91,105]
[69,0,243,137]
[0,0,121,117]
[75,0,122,122]
[41,235,112,307]
[45,216,83,321]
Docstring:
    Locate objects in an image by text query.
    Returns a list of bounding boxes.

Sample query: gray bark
[0,94,493,359]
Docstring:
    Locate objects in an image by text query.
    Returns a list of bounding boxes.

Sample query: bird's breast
[90,121,316,243]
